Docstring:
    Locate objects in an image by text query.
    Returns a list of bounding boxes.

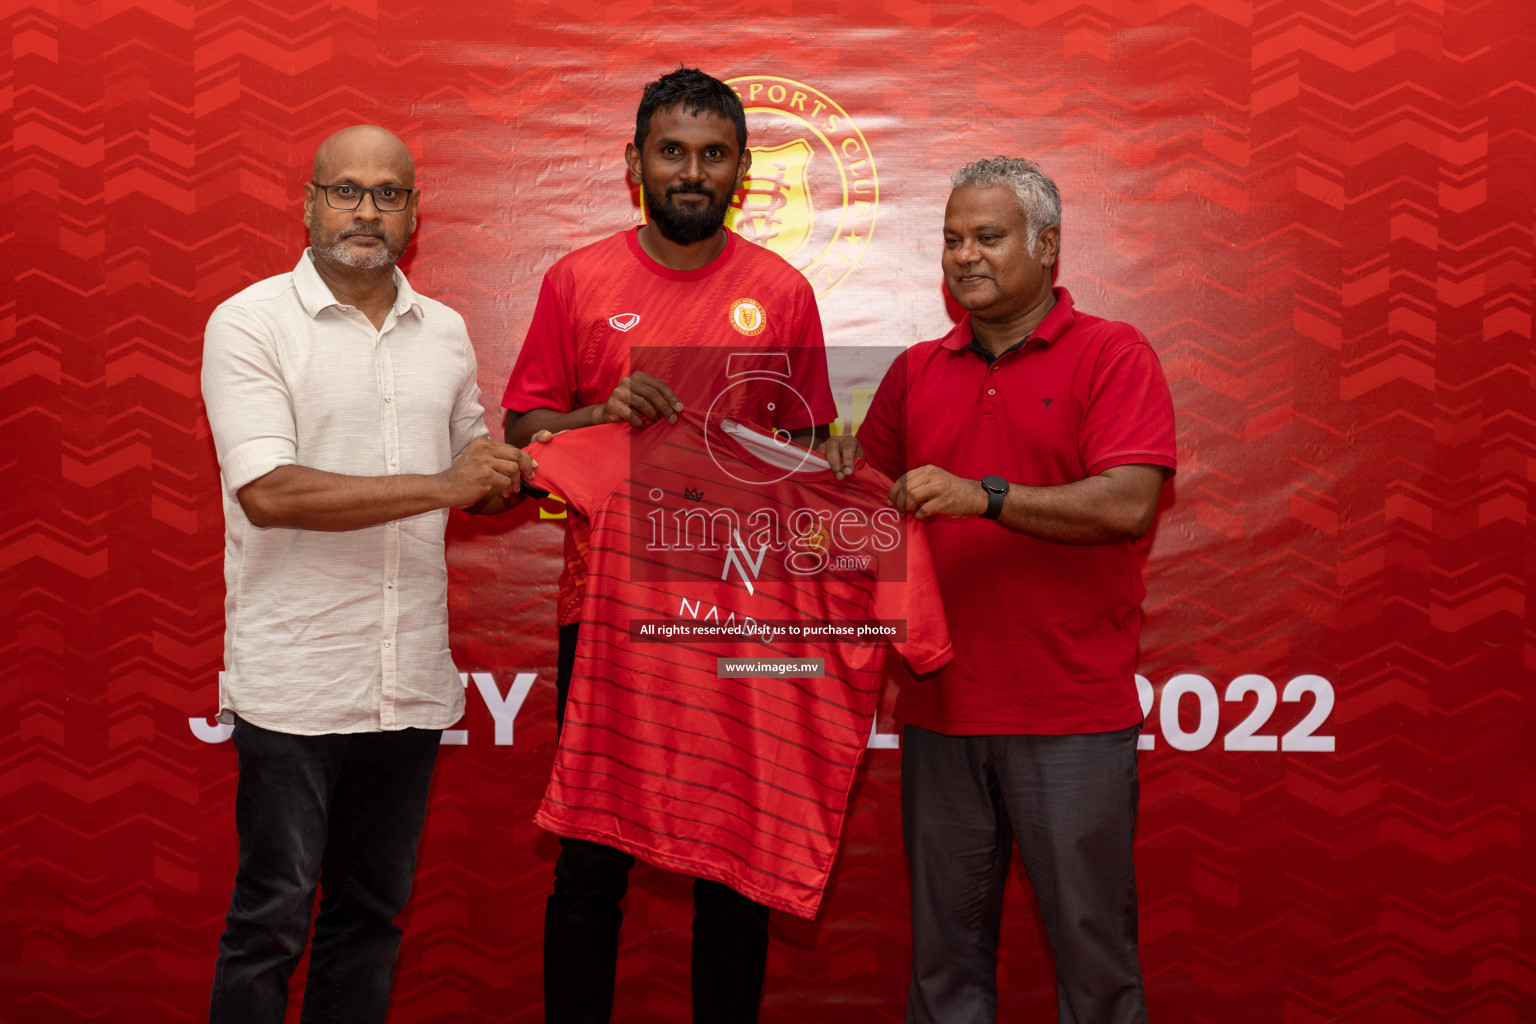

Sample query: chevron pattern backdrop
[3,0,1534,1020]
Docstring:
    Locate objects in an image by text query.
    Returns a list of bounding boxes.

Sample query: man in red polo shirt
[822,157,1175,1023]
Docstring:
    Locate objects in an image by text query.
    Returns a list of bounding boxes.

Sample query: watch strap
[981,476,1007,520]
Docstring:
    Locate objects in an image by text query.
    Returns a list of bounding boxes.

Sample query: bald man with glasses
[201,125,535,1024]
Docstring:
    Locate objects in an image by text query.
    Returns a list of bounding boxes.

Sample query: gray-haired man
[822,157,1176,1023]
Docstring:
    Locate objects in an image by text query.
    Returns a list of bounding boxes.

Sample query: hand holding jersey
[444,436,537,506]
[887,464,990,521]
[592,370,684,429]
[817,433,861,481]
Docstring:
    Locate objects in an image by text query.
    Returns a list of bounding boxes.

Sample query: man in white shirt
[200,124,534,1024]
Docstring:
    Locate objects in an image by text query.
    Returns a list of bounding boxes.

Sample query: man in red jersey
[822,157,1175,1024]
[501,67,836,1024]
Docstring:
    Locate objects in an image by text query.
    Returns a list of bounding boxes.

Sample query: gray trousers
[902,725,1147,1024]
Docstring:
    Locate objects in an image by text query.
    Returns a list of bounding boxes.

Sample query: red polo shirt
[857,288,1176,735]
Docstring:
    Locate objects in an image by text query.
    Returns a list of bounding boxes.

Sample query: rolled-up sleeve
[202,302,298,497]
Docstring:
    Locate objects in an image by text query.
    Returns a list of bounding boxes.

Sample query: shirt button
[988,388,997,396]
[382,640,392,649]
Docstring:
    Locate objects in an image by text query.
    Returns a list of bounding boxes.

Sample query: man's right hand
[595,371,683,429]
[817,435,863,480]
[438,437,537,507]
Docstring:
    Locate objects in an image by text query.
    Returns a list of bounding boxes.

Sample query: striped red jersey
[526,410,951,917]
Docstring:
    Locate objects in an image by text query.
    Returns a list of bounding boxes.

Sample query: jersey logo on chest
[609,313,640,332]
[729,298,767,336]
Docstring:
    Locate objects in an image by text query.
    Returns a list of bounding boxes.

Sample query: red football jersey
[502,227,838,626]
[525,410,951,918]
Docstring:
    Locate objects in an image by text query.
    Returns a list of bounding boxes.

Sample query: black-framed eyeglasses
[310,182,416,212]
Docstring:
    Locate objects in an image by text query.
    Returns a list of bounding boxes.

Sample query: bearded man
[201,124,535,1024]
[499,67,836,1024]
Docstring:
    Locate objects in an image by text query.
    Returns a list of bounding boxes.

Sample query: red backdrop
[4,1,1535,1021]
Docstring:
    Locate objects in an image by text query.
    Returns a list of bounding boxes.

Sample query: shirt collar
[941,286,1078,355]
[624,226,738,283]
[292,249,424,321]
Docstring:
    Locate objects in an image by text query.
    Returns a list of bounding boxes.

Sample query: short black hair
[634,66,748,152]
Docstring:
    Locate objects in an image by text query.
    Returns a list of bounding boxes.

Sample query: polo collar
[292,248,424,321]
[941,286,1079,354]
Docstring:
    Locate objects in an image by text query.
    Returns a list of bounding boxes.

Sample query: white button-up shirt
[201,251,489,735]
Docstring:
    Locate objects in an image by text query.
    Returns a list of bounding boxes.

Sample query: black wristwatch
[980,475,1008,520]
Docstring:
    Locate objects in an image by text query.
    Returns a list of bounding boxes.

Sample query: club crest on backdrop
[725,76,878,297]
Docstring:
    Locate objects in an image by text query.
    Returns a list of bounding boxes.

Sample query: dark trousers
[208,716,441,1024]
[903,725,1147,1024]
[544,623,771,1024]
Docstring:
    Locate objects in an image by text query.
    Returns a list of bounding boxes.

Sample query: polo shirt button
[988,388,997,396]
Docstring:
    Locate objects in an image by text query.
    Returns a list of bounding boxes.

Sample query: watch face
[983,475,1007,494]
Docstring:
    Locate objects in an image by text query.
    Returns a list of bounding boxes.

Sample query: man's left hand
[889,465,986,520]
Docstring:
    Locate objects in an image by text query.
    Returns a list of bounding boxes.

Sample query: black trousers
[208,716,441,1024]
[903,725,1148,1024]
[544,623,771,1024]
